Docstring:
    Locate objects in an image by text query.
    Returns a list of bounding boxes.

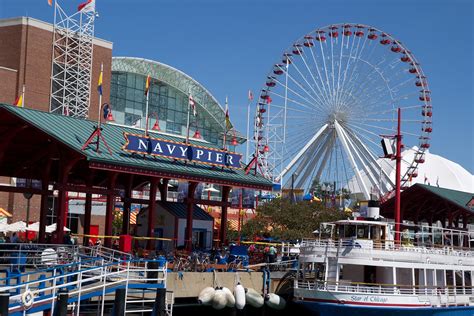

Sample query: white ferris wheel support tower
[49,0,96,118]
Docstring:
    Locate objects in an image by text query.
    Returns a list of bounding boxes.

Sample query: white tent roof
[7,221,27,232]
[46,223,70,233]
[348,147,474,196]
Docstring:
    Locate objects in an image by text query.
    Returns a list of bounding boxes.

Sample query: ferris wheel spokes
[278,123,329,182]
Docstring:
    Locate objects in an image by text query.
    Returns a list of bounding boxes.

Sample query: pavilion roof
[381,183,474,222]
[0,104,272,190]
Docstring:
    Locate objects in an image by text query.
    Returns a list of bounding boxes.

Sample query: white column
[393,267,397,293]
[462,271,466,295]
[412,268,416,294]
[424,269,427,295]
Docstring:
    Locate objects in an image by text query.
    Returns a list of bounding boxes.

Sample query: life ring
[21,289,34,309]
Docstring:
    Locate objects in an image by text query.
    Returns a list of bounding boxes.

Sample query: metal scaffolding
[49,0,95,118]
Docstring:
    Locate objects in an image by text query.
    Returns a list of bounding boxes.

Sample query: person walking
[268,245,277,264]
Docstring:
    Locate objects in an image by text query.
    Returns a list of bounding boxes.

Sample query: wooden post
[55,157,80,244]
[39,159,52,243]
[104,173,118,248]
[122,175,134,235]
[83,192,92,246]
[185,182,198,251]
[159,178,169,201]
[147,178,159,250]
[220,186,231,247]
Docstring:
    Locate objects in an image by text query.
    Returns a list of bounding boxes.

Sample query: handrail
[300,239,474,255]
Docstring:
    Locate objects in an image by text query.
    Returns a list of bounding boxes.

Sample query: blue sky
[1,0,473,173]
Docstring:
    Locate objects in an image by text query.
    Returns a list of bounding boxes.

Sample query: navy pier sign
[122,132,242,169]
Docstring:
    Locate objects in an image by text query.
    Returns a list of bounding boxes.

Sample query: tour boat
[294,215,474,315]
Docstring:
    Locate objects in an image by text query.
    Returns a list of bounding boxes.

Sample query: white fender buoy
[212,289,227,310]
[245,288,264,308]
[234,283,246,310]
[21,289,34,309]
[198,287,215,305]
[222,287,235,307]
[265,293,286,310]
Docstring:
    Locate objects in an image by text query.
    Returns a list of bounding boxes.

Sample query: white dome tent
[348,147,474,198]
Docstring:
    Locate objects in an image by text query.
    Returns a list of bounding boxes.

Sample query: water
[172,301,313,316]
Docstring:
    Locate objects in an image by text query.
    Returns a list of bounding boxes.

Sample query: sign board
[122,132,242,169]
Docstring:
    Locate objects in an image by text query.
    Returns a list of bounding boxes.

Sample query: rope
[213,270,221,288]
[72,233,174,242]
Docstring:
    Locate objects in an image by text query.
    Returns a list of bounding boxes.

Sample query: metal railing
[297,279,474,297]
[0,245,168,315]
[300,239,474,262]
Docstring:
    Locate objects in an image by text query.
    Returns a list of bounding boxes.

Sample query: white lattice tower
[49,0,95,118]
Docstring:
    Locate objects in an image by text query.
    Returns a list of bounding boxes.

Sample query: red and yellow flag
[48,0,53,6]
[13,94,23,107]
[144,75,151,96]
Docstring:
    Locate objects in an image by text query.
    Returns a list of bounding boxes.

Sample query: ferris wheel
[251,23,432,200]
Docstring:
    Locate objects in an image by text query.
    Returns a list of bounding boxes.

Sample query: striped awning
[214,218,239,231]
[130,210,139,225]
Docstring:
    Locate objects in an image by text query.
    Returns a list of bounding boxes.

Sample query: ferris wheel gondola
[250,23,432,200]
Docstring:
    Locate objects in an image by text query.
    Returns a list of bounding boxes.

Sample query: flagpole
[145,84,150,137]
[21,84,25,108]
[223,96,228,150]
[97,63,103,130]
[245,96,251,163]
[185,93,191,145]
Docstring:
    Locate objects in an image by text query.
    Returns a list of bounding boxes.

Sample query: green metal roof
[158,202,213,221]
[1,104,272,189]
[416,184,473,212]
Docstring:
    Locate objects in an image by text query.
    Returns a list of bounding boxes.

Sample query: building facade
[0,17,112,120]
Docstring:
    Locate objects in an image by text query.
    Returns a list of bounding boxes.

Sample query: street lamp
[291,172,298,204]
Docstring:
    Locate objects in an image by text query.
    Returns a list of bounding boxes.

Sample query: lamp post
[291,172,298,204]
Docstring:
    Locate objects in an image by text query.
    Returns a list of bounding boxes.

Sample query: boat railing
[296,279,474,296]
[300,239,474,259]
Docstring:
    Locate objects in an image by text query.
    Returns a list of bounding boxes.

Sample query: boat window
[344,225,356,238]
[370,225,381,240]
[356,225,369,239]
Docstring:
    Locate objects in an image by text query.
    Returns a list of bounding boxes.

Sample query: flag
[424,174,428,184]
[189,95,196,116]
[248,90,253,101]
[13,94,23,107]
[97,69,103,96]
[144,75,151,96]
[103,103,110,119]
[225,104,232,130]
[436,177,439,187]
[78,0,95,12]
[48,0,53,6]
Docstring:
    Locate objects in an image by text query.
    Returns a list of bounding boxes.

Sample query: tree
[112,209,123,236]
[241,198,344,241]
